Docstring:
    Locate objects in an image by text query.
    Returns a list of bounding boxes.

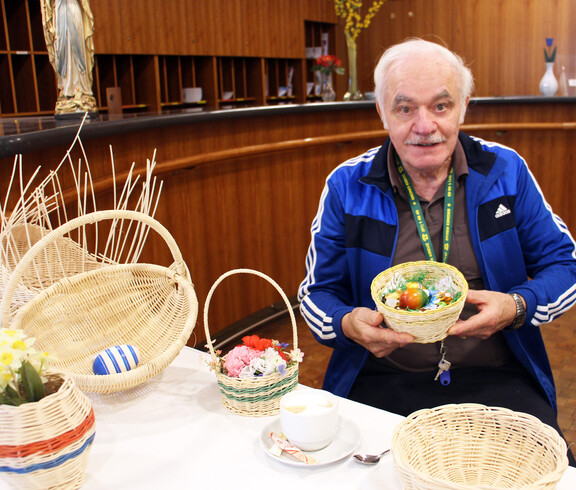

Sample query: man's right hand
[341,307,414,357]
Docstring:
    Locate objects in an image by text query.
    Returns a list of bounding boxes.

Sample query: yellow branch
[334,0,386,41]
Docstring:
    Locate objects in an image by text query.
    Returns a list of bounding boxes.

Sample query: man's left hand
[448,289,518,339]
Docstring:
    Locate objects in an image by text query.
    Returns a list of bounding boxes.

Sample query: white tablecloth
[2,347,575,489]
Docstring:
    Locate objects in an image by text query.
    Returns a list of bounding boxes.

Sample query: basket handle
[203,268,298,363]
[1,209,189,328]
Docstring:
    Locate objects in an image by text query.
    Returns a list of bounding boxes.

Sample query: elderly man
[298,39,576,462]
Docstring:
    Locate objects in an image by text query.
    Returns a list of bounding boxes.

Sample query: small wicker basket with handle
[204,268,300,417]
[391,403,569,489]
[371,260,468,343]
[0,210,198,394]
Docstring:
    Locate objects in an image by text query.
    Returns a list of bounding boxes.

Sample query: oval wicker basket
[0,210,198,394]
[204,268,300,417]
[0,373,95,489]
[391,403,569,490]
[371,260,468,343]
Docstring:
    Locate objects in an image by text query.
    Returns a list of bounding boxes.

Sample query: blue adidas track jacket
[298,132,576,411]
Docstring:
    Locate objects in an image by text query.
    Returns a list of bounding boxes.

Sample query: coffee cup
[279,389,339,451]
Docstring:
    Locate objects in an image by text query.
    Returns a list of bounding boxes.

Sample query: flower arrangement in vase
[334,0,386,100]
[312,55,345,102]
[0,328,95,488]
[540,37,558,96]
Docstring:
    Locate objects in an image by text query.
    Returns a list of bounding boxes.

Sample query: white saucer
[260,418,360,467]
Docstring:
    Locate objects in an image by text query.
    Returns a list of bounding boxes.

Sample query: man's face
[379,55,467,176]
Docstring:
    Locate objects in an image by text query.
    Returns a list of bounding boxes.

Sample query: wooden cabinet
[0,0,339,117]
[0,0,57,115]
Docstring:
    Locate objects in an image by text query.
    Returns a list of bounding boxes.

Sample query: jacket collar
[359,132,497,192]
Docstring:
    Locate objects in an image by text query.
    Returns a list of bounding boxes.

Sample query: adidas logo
[495,204,511,218]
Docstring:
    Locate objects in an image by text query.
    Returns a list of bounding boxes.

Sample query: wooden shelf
[0,0,338,117]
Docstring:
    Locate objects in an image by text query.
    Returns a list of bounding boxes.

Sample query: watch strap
[506,293,526,330]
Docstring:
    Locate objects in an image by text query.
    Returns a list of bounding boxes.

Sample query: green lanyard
[395,154,455,263]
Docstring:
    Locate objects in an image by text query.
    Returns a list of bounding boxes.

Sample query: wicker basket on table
[371,260,468,343]
[204,268,300,417]
[0,210,198,394]
[391,403,569,489]
[0,373,95,489]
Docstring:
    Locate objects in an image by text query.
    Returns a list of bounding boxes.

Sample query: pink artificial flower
[223,345,262,377]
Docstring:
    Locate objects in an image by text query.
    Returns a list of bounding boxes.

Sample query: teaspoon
[352,449,391,465]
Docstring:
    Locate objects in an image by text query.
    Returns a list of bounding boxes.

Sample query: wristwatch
[506,293,526,330]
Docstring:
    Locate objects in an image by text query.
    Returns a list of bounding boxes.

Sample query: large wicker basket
[371,261,468,343]
[0,210,198,394]
[391,403,569,489]
[204,268,300,417]
[0,373,95,489]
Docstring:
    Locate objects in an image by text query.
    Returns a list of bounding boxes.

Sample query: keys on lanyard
[434,341,451,385]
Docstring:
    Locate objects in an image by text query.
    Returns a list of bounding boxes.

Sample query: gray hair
[374,39,474,125]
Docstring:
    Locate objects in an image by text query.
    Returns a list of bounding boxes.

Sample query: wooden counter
[1,98,575,344]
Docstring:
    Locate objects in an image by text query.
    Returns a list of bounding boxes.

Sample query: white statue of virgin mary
[41,0,98,117]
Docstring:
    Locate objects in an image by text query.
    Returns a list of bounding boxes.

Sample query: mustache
[404,135,447,146]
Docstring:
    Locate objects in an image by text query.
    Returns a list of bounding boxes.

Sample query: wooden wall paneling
[118,0,158,54]
[302,0,338,23]
[240,0,271,57]
[452,0,575,97]
[184,0,218,56]
[355,0,453,96]
[283,0,306,58]
[118,0,190,55]
[91,0,125,53]
[210,0,244,56]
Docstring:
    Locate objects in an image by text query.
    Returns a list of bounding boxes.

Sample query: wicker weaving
[1,210,198,394]
[204,269,300,416]
[391,403,569,489]
[371,260,468,343]
[0,374,95,488]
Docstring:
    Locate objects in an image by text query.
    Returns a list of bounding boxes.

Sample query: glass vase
[321,72,336,102]
[343,33,364,101]
[539,61,558,96]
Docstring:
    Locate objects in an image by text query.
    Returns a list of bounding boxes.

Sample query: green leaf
[21,361,48,403]
[0,384,23,406]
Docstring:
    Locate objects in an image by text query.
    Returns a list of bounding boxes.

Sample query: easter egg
[93,344,140,375]
[399,288,429,310]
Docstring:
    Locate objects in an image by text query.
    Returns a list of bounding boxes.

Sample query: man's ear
[376,101,388,129]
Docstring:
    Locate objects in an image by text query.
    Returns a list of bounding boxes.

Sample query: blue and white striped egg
[93,344,140,375]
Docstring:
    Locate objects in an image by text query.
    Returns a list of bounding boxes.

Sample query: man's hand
[448,289,520,339]
[341,307,413,357]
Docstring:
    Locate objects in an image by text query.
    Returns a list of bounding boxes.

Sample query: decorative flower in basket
[0,328,95,488]
[0,328,56,406]
[204,269,303,417]
[371,261,468,343]
[213,335,303,379]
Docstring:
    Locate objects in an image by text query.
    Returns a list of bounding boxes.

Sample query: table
[2,347,575,489]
